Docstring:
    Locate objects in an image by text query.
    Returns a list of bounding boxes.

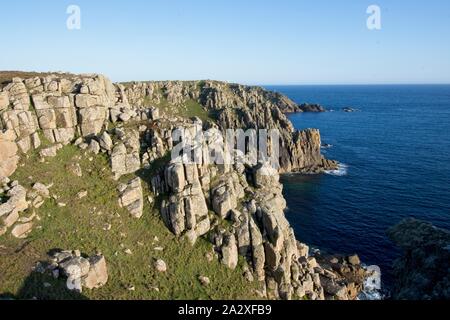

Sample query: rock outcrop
[0,72,352,300]
[118,178,144,218]
[388,218,450,300]
[0,179,52,238]
[121,80,338,173]
[51,250,108,292]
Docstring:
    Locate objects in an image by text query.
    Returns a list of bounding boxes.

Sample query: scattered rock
[76,190,88,199]
[154,259,167,273]
[198,275,210,286]
[32,182,50,198]
[11,222,33,238]
[51,250,108,292]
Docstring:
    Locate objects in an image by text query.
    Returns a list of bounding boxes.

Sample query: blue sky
[1,0,450,84]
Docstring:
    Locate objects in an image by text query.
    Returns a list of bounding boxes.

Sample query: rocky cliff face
[388,219,450,300]
[0,72,361,300]
[121,80,338,174]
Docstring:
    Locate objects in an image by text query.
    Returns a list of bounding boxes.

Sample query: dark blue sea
[265,85,450,288]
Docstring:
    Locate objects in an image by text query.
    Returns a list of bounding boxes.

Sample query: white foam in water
[358,265,383,300]
[325,163,348,176]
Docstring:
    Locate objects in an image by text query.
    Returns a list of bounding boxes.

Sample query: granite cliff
[1,72,370,300]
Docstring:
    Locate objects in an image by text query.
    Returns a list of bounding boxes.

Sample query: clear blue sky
[1,0,450,84]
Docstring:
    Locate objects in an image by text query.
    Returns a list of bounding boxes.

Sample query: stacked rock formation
[0,72,354,300]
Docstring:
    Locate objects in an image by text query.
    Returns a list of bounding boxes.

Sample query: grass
[151,96,214,123]
[0,145,261,300]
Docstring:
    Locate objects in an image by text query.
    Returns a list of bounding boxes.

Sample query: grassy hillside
[0,145,260,300]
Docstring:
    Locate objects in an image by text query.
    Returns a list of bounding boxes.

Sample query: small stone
[77,190,88,199]
[32,183,50,198]
[124,249,133,255]
[154,259,167,272]
[198,275,210,286]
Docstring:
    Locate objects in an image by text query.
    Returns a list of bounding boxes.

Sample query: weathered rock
[221,233,238,270]
[39,144,62,158]
[297,103,326,113]
[98,131,113,151]
[388,218,450,300]
[118,178,143,218]
[0,91,9,110]
[348,254,361,266]
[2,210,19,228]
[154,259,167,273]
[0,130,19,180]
[198,275,210,286]
[110,129,141,179]
[87,139,100,154]
[11,222,33,238]
[52,250,108,292]
[83,255,108,289]
[32,182,50,198]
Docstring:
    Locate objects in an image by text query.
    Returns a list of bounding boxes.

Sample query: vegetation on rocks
[0,145,260,300]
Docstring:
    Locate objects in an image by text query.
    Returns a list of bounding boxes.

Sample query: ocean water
[265,85,450,288]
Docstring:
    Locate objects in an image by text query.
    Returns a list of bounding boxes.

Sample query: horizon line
[2,70,450,87]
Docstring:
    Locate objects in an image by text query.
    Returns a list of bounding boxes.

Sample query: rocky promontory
[0,72,366,300]
[388,218,450,300]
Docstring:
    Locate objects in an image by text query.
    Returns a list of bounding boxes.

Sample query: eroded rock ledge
[0,72,358,300]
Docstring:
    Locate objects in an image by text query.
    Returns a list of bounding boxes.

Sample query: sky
[1,0,450,85]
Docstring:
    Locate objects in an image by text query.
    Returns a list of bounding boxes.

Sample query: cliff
[0,72,363,300]
[388,219,450,300]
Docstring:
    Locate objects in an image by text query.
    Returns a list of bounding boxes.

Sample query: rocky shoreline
[1,72,378,300]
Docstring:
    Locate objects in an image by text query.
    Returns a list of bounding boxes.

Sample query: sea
[264,84,450,290]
